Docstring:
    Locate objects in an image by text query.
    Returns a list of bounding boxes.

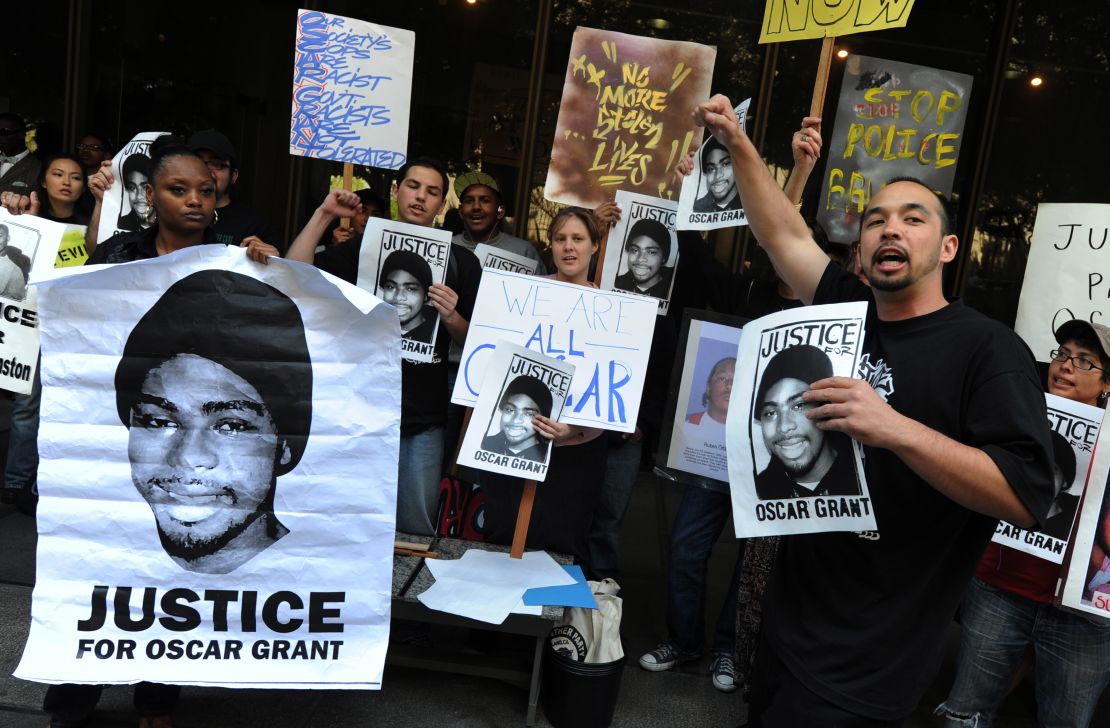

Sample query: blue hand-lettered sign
[290,9,414,169]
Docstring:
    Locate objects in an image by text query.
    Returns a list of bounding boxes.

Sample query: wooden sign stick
[510,480,538,559]
[339,162,355,229]
[810,36,837,118]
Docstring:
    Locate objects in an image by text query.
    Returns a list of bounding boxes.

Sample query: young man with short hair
[187,129,272,246]
[695,94,1055,724]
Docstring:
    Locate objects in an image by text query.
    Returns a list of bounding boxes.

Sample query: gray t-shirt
[452,231,546,275]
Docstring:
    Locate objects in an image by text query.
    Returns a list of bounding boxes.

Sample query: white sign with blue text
[451,269,657,433]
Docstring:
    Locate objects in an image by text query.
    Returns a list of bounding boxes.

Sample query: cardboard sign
[676,99,751,231]
[1014,204,1110,362]
[451,269,657,433]
[356,217,451,363]
[457,342,574,481]
[544,26,716,208]
[473,243,539,275]
[663,313,745,482]
[992,394,1105,563]
[759,0,917,43]
[726,302,874,537]
[0,211,67,394]
[599,191,678,315]
[817,55,972,243]
[96,132,167,247]
[15,245,401,688]
[290,9,414,169]
[1059,418,1110,623]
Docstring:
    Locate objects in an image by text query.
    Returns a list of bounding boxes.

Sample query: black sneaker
[639,642,699,672]
[710,653,738,693]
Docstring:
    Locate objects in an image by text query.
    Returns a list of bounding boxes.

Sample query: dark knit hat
[626,217,672,262]
[500,375,553,419]
[379,249,433,291]
[753,345,833,420]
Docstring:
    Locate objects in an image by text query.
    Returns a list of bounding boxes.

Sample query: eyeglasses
[203,160,231,172]
[1049,349,1105,372]
[76,143,104,152]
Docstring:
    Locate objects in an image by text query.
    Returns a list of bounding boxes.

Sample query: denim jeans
[4,364,40,493]
[396,426,444,536]
[666,483,738,657]
[586,437,642,580]
[937,576,1110,728]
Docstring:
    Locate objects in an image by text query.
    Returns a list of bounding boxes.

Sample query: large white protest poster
[1059,419,1110,622]
[16,245,401,688]
[474,243,540,275]
[664,314,744,482]
[992,394,1104,563]
[1014,204,1110,362]
[290,9,414,169]
[676,99,750,232]
[726,302,874,537]
[598,191,678,316]
[356,217,451,363]
[451,269,657,433]
[0,211,67,394]
[95,131,167,247]
[457,342,575,481]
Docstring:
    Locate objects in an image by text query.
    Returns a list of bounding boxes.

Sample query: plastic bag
[548,579,624,663]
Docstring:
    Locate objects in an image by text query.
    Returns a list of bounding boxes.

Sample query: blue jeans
[397,426,444,536]
[586,437,642,580]
[938,577,1110,728]
[4,364,41,493]
[666,483,738,657]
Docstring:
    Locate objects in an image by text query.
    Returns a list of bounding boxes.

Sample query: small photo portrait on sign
[379,249,437,345]
[692,136,741,213]
[1043,430,1081,542]
[482,375,553,464]
[116,153,153,232]
[613,217,677,300]
[751,345,860,500]
[0,221,38,302]
[1082,489,1110,603]
[114,270,313,575]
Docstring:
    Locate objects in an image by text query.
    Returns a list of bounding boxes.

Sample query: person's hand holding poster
[726,301,874,537]
[451,269,656,433]
[598,190,678,315]
[356,217,451,363]
[0,210,68,394]
[289,9,414,169]
[95,131,167,247]
[817,56,972,243]
[992,394,1104,563]
[457,342,575,481]
[675,99,751,231]
[16,245,401,688]
[544,26,716,208]
[1059,417,1110,622]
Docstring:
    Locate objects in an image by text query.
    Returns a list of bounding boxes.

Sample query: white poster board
[356,217,451,363]
[676,99,750,231]
[992,394,1104,563]
[290,9,414,169]
[474,243,538,275]
[0,211,67,394]
[95,131,167,246]
[1059,419,1110,622]
[451,269,657,433]
[1014,203,1110,362]
[726,302,875,537]
[598,191,678,316]
[457,342,574,481]
[16,245,401,688]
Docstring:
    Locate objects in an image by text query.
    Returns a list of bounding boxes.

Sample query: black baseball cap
[188,129,237,167]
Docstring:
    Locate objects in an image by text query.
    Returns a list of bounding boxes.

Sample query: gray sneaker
[710,653,738,692]
[639,642,683,671]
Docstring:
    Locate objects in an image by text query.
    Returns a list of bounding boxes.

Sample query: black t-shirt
[210,199,271,246]
[761,263,1055,720]
[313,233,481,435]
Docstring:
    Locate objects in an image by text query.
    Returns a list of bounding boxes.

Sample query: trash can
[540,640,625,728]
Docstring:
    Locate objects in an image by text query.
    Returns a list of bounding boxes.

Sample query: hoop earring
[213,208,219,225]
[1099,390,1109,408]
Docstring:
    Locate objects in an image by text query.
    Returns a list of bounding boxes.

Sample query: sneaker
[639,642,684,672]
[710,653,738,693]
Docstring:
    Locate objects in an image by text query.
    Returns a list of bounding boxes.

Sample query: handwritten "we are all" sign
[289,9,414,170]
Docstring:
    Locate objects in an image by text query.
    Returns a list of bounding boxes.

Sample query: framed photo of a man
[599,190,678,315]
[726,301,875,538]
[357,217,451,363]
[1060,419,1110,622]
[16,245,401,689]
[458,341,574,481]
